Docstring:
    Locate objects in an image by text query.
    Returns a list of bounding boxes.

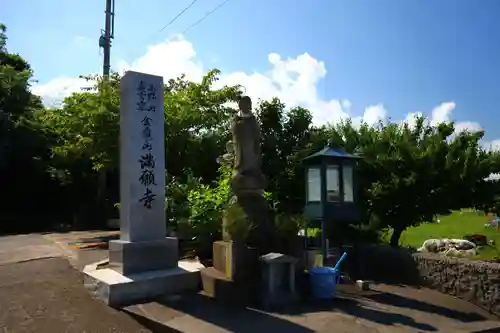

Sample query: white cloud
[361,104,387,126]
[404,112,424,128]
[431,101,456,125]
[454,121,483,133]
[429,101,483,133]
[32,76,91,106]
[115,36,204,82]
[31,35,491,139]
[482,139,500,152]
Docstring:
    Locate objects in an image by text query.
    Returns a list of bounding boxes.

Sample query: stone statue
[225,96,274,252]
[230,96,266,194]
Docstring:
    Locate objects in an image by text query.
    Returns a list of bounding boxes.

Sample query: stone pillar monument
[109,71,177,274]
[83,71,203,307]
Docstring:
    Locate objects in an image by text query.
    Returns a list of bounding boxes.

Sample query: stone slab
[83,260,204,308]
[108,237,178,275]
[119,70,166,243]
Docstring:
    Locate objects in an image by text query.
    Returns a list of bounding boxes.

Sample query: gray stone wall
[344,245,500,316]
[414,253,500,315]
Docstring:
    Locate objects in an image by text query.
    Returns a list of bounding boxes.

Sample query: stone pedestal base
[227,192,274,253]
[108,237,178,275]
[200,267,259,305]
[200,241,261,305]
[83,260,204,308]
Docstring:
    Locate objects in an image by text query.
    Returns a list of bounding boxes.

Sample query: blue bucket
[309,267,341,299]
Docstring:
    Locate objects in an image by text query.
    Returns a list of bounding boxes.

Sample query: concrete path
[1,232,499,332]
[0,234,67,265]
[126,284,500,333]
[0,257,156,333]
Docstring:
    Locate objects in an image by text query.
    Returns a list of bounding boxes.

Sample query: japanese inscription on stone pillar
[120,71,165,242]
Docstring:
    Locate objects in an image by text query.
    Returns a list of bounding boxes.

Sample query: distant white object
[451,239,475,250]
[356,280,370,291]
[444,248,476,258]
[418,238,476,255]
[418,239,441,252]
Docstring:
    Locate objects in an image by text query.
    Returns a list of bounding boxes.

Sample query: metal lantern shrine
[302,146,362,263]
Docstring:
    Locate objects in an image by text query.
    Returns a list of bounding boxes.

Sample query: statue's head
[238,96,252,114]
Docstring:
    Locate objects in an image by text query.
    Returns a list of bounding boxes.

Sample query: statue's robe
[228,112,273,252]
[232,114,261,178]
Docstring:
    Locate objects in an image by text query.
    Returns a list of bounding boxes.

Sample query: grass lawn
[399,210,500,260]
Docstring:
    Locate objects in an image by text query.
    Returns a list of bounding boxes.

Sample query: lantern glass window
[326,165,340,202]
[307,167,321,202]
[343,164,354,202]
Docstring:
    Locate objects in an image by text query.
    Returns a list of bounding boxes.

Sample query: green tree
[326,117,500,246]
[37,69,241,224]
[256,99,316,213]
[0,23,56,231]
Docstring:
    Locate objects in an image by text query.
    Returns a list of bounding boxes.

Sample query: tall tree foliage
[256,99,316,213]
[325,118,500,246]
[2,23,500,241]
[0,23,57,231]
[36,69,242,224]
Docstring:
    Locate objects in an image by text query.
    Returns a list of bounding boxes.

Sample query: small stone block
[356,280,370,291]
[260,252,299,264]
[109,237,178,275]
[212,241,229,276]
[211,241,259,281]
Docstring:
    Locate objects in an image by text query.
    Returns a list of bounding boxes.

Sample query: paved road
[1,232,500,333]
[0,257,158,333]
[128,284,500,333]
[0,234,67,266]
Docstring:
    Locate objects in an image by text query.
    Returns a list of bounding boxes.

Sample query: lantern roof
[303,146,362,161]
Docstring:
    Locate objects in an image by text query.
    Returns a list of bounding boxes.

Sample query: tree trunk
[390,227,404,247]
[96,170,107,227]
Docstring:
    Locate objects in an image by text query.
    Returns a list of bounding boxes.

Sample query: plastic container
[309,267,341,299]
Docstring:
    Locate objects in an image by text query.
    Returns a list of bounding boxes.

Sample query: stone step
[200,267,258,305]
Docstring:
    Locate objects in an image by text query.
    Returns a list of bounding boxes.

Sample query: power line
[137,0,199,46]
[118,0,233,68]
[158,0,199,33]
[180,0,231,35]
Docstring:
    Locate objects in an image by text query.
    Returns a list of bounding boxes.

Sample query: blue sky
[3,0,500,142]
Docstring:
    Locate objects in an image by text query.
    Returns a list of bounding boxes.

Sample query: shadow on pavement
[336,297,437,331]
[125,310,183,333]
[471,328,500,333]
[149,293,315,333]
[275,295,437,332]
[365,291,487,322]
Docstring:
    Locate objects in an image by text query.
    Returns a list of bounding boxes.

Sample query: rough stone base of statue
[200,241,261,305]
[225,191,275,254]
[83,237,204,308]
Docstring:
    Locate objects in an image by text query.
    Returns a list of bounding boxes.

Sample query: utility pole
[99,0,115,78]
[96,0,115,227]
